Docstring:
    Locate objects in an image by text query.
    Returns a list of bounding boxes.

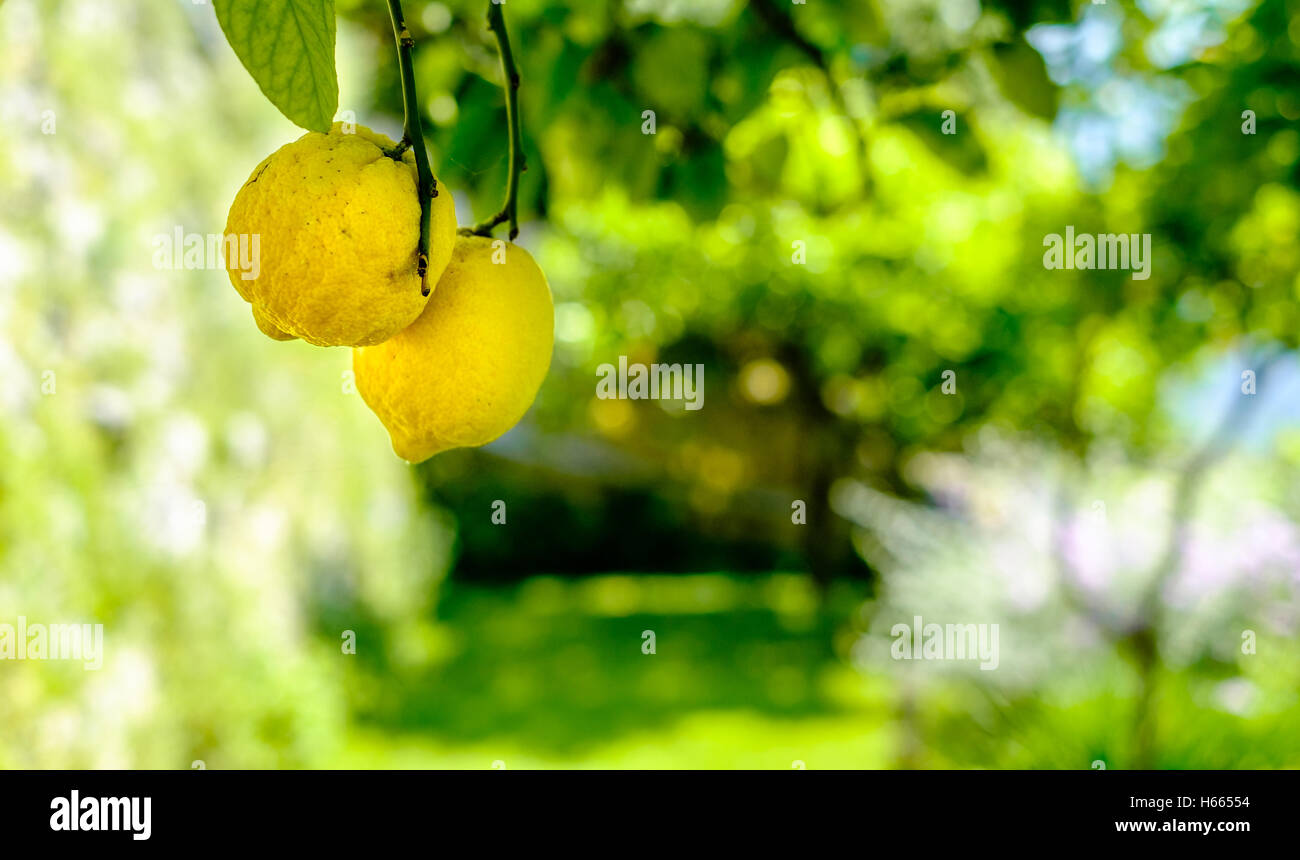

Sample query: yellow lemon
[353,235,554,462]
[224,122,457,347]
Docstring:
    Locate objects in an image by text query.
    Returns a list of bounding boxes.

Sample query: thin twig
[465,1,526,240]
[387,0,438,296]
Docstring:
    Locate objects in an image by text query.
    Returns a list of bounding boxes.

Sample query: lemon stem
[387,0,437,297]
[466,1,525,241]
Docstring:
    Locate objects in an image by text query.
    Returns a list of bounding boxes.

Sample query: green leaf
[214,0,339,133]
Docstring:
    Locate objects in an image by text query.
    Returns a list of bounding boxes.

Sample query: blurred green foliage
[341,0,1300,582]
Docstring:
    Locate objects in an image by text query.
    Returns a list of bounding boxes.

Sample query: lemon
[353,235,554,462]
[224,122,457,347]
[251,304,296,341]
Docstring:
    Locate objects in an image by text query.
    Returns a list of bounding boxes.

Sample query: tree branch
[1139,349,1284,622]
[1051,348,1284,633]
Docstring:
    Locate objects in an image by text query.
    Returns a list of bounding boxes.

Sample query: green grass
[335,573,896,768]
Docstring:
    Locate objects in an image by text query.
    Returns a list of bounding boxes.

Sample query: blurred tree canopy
[332,0,1298,584]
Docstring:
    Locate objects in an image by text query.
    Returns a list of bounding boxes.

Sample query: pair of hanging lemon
[224,123,553,463]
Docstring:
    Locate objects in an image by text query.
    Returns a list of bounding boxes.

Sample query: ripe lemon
[353,235,554,462]
[224,122,457,347]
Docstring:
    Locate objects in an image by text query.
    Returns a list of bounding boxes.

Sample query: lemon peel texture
[224,122,456,347]
[353,235,554,462]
